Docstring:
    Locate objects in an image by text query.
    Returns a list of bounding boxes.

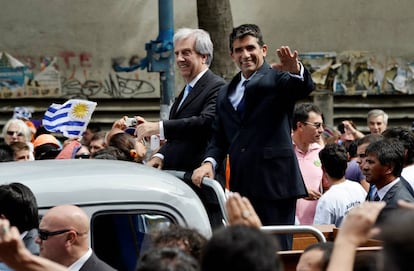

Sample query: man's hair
[86,123,102,133]
[90,131,107,142]
[0,143,14,162]
[137,246,199,271]
[0,182,39,231]
[365,138,405,177]
[382,127,414,165]
[9,141,30,152]
[152,224,207,261]
[292,103,323,130]
[174,28,214,66]
[229,24,264,52]
[319,143,348,179]
[347,140,358,158]
[356,134,383,147]
[201,225,282,271]
[367,109,388,125]
[303,241,334,271]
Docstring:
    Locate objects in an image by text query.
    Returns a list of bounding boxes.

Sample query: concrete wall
[0,0,413,99]
[231,0,414,58]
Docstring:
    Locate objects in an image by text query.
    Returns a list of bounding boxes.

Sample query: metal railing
[165,170,229,224]
[261,225,326,243]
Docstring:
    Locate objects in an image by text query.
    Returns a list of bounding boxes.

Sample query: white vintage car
[0,159,227,271]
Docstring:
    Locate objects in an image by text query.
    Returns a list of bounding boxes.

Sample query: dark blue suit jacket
[205,62,314,200]
[159,69,226,172]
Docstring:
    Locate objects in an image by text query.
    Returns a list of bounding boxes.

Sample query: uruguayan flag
[43,99,97,138]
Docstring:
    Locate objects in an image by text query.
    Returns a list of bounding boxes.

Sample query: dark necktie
[237,80,249,117]
[373,192,380,201]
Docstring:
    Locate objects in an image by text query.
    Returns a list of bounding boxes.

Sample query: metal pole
[158,0,175,121]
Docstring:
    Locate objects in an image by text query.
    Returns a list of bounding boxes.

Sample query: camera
[125,118,138,127]
[337,123,345,134]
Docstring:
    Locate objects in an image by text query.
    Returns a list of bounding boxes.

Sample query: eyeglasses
[38,229,74,240]
[6,130,24,136]
[303,122,324,129]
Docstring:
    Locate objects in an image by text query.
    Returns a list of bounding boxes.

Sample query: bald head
[43,205,89,233]
[37,205,90,266]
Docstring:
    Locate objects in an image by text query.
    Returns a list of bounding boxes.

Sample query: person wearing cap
[33,134,61,160]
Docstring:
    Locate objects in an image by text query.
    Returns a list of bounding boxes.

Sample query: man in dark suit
[136,28,226,172]
[36,205,116,271]
[192,24,314,250]
[362,138,414,223]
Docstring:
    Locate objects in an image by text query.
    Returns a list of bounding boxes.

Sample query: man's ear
[66,231,78,245]
[297,121,305,129]
[385,164,394,175]
[261,44,268,56]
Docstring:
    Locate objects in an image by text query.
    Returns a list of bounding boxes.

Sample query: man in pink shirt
[292,103,324,224]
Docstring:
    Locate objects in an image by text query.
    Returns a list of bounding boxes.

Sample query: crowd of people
[1,22,414,271]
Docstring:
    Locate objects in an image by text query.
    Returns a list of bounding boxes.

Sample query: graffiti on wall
[0,51,157,99]
[300,51,414,95]
[61,74,155,99]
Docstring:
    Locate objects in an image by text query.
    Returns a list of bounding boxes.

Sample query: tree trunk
[196,0,236,81]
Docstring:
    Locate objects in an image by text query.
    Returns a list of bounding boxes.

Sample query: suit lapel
[170,86,186,118]
[222,73,242,122]
[237,63,269,119]
[173,70,211,115]
[382,181,400,202]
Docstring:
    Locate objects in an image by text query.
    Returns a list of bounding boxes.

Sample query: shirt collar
[188,68,209,88]
[241,71,257,84]
[377,177,400,200]
[68,248,92,271]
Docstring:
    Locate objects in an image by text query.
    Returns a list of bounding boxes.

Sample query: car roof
[0,159,212,236]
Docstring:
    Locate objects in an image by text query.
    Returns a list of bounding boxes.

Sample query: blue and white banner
[42,99,97,138]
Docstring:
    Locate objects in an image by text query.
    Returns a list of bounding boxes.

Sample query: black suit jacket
[376,179,414,224]
[79,252,117,271]
[205,62,314,200]
[158,69,226,172]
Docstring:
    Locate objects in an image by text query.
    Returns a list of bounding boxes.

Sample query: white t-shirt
[402,165,414,191]
[313,180,367,227]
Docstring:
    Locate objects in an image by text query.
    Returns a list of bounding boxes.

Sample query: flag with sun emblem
[42,99,97,138]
